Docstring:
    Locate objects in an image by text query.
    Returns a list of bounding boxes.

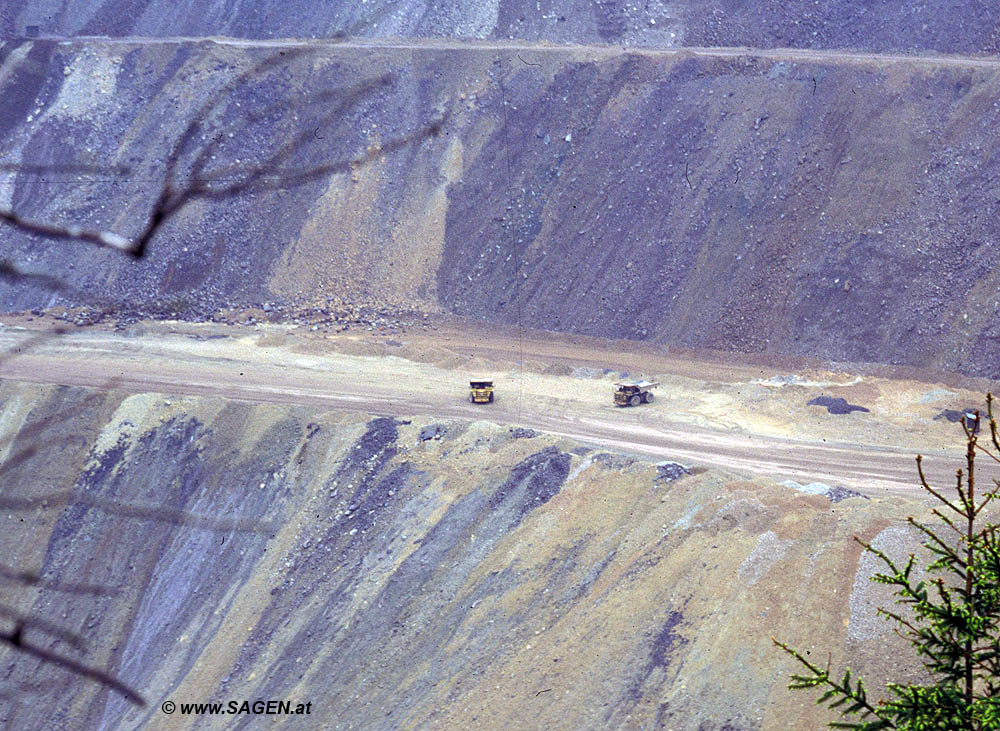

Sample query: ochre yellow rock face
[0,382,936,729]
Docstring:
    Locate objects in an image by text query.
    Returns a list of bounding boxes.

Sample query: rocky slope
[0,381,940,729]
[3,1,999,55]
[2,40,1000,377]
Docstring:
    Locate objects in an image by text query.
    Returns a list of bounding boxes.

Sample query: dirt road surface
[0,319,991,496]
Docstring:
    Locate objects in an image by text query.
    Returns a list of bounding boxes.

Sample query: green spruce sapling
[774,394,1000,729]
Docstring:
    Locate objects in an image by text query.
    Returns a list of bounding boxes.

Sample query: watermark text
[161,700,312,716]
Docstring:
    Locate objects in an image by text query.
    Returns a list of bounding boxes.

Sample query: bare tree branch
[0,208,135,255]
[0,44,447,266]
[1,625,145,706]
[0,164,130,176]
[0,488,275,534]
[0,260,118,310]
[0,564,118,596]
[0,603,88,650]
[0,35,448,711]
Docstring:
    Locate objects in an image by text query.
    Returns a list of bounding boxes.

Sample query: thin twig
[916,455,965,516]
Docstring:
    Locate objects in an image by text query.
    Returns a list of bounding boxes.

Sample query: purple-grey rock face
[2,40,1000,376]
[2,1,1000,54]
[436,53,1000,377]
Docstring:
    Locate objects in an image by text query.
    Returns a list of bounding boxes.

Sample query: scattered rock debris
[508,427,538,439]
[827,485,866,503]
[418,424,448,442]
[594,453,636,470]
[655,462,691,483]
[782,479,867,503]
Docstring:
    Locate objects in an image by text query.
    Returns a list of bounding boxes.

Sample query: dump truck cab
[469,379,494,404]
[614,380,657,407]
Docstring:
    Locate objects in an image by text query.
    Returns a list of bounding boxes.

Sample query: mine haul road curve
[0,324,982,498]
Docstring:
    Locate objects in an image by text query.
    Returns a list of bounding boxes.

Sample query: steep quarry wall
[2,40,1000,376]
[439,51,1000,378]
[3,1,999,55]
[0,382,934,729]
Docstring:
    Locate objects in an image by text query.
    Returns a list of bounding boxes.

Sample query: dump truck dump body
[469,379,494,404]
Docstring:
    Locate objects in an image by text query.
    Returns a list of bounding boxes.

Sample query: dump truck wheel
[644,391,654,404]
[629,394,641,407]
[488,392,494,403]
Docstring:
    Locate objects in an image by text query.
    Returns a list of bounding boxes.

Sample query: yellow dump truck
[614,380,657,407]
[469,378,494,404]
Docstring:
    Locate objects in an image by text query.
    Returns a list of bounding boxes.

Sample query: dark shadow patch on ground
[934,408,982,433]
[807,395,870,414]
